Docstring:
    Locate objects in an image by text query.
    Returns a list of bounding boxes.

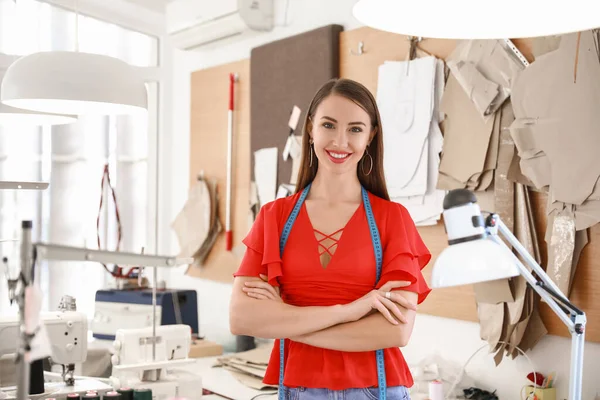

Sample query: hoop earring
[309,140,314,167]
[361,148,373,176]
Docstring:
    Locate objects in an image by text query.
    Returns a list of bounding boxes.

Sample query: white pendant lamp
[1,51,147,116]
[352,0,600,39]
[0,103,76,125]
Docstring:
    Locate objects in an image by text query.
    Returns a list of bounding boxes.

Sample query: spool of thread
[29,359,45,395]
[428,380,444,400]
[117,388,134,400]
[104,391,122,400]
[67,393,81,400]
[133,388,152,400]
[83,393,100,400]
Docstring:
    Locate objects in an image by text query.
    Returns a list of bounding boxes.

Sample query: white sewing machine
[109,324,201,400]
[0,311,87,382]
[0,310,112,399]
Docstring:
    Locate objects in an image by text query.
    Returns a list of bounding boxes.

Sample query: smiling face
[309,94,373,176]
[295,79,390,201]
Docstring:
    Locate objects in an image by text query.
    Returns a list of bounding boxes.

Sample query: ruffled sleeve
[233,201,284,287]
[376,202,432,304]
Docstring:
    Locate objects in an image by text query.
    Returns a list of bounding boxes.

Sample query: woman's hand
[242,274,283,302]
[341,281,417,325]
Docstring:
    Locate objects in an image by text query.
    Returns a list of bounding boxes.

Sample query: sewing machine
[93,289,199,340]
[0,311,87,384]
[109,324,201,400]
[0,310,112,399]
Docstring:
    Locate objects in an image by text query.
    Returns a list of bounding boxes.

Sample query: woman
[230,78,431,400]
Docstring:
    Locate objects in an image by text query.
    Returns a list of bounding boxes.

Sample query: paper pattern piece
[438,73,496,190]
[171,178,211,258]
[377,57,436,198]
[254,147,278,208]
[377,56,446,225]
[213,344,276,390]
[510,31,600,297]
[511,31,600,207]
[447,39,526,120]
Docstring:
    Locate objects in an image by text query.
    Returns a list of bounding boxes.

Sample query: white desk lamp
[431,189,586,400]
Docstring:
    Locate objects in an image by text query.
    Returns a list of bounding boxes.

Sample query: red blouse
[233,190,432,390]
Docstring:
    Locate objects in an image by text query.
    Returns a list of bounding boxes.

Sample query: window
[0,0,158,67]
[0,0,159,317]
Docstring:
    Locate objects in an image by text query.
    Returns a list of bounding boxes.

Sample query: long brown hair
[294,78,390,201]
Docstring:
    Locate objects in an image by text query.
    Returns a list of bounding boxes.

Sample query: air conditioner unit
[166,0,275,51]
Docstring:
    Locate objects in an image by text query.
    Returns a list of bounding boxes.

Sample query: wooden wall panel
[188,59,250,283]
[339,26,599,342]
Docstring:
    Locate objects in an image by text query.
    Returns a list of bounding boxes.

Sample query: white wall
[162,1,600,398]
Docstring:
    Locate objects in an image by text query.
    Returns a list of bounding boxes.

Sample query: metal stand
[487,214,585,400]
[10,224,192,400]
[2,182,47,400]
[0,181,49,190]
[16,221,34,400]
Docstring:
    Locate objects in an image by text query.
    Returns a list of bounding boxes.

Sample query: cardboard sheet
[506,184,540,327]
[507,122,552,189]
[172,178,211,258]
[531,35,562,59]
[215,344,272,367]
[511,31,600,206]
[447,39,525,119]
[213,344,276,390]
[478,107,502,190]
[477,302,505,352]
[191,178,223,266]
[507,151,536,187]
[438,74,495,189]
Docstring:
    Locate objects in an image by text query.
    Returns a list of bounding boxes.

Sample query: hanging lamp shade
[352,0,600,39]
[0,103,76,125]
[1,51,147,116]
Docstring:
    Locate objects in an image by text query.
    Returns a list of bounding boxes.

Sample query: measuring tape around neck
[276,184,387,399]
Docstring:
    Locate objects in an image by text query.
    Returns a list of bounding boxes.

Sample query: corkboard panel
[340,26,598,342]
[188,59,250,283]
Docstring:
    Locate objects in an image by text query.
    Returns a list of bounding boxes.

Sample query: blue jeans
[283,386,410,400]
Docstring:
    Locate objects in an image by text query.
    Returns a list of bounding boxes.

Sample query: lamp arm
[490,215,566,298]
[487,214,586,400]
[487,215,578,329]
[536,280,585,317]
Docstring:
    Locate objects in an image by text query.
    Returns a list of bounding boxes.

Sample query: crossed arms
[229,276,419,351]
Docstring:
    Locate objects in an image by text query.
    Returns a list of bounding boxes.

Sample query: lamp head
[431,189,520,288]
[441,188,487,246]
